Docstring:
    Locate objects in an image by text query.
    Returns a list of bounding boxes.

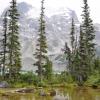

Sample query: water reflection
[53,90,69,100]
[53,87,100,100]
[0,93,35,100]
[0,87,99,100]
[71,87,95,100]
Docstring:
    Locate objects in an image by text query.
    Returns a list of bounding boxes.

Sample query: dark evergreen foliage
[34,0,52,82]
[0,11,8,79]
[7,0,21,79]
[78,0,95,83]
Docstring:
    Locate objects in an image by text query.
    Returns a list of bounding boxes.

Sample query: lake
[0,87,100,100]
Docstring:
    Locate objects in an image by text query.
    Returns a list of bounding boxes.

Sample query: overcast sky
[0,0,99,23]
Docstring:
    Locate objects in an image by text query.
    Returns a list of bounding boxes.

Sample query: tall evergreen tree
[69,18,76,74]
[64,42,71,72]
[2,11,8,78]
[70,18,75,54]
[77,0,95,84]
[7,0,21,79]
[0,11,8,79]
[34,0,48,81]
[77,25,87,85]
[81,0,95,77]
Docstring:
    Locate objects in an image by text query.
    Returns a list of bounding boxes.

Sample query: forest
[0,0,100,99]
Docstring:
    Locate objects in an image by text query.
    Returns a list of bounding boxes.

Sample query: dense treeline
[64,0,100,86]
[0,0,99,87]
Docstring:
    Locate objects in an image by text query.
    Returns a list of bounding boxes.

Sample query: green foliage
[64,0,96,86]
[34,0,47,79]
[8,71,41,87]
[86,70,100,85]
[7,0,21,79]
[17,71,48,87]
[60,71,74,83]
[86,57,100,85]
[0,0,99,87]
[19,72,33,82]
[64,42,71,70]
[76,0,95,85]
[43,58,53,80]
[81,0,95,72]
[70,0,96,86]
[0,11,8,79]
[34,0,53,84]
[70,18,75,53]
[50,72,74,85]
[94,57,100,72]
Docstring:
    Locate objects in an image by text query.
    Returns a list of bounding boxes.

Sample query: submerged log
[15,88,34,93]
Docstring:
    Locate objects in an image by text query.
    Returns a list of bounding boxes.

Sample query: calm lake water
[0,87,100,100]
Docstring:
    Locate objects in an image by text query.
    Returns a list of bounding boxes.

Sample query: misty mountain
[0,2,100,72]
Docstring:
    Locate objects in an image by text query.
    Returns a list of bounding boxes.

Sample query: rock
[0,81,9,88]
[50,89,56,96]
[92,85,98,89]
[15,88,34,93]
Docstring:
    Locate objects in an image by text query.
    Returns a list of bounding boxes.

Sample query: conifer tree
[77,25,87,85]
[70,18,75,54]
[43,58,52,80]
[64,42,71,72]
[72,35,79,80]
[70,18,76,74]
[2,11,8,78]
[34,0,49,81]
[0,11,8,79]
[81,0,95,77]
[94,57,100,74]
[7,0,21,79]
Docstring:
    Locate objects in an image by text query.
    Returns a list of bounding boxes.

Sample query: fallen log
[15,88,34,93]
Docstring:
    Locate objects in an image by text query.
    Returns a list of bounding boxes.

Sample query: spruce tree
[78,25,87,85]
[34,0,48,81]
[64,42,71,72]
[72,35,79,81]
[81,0,95,78]
[0,11,8,79]
[7,0,21,79]
[70,18,75,54]
[70,18,76,74]
[2,11,8,78]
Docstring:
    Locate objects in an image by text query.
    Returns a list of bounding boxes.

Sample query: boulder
[50,89,56,96]
[92,85,98,89]
[0,81,9,88]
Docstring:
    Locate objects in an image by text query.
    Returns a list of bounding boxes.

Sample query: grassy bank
[0,71,100,89]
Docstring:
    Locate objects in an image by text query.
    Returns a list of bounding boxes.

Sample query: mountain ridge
[0,2,100,71]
